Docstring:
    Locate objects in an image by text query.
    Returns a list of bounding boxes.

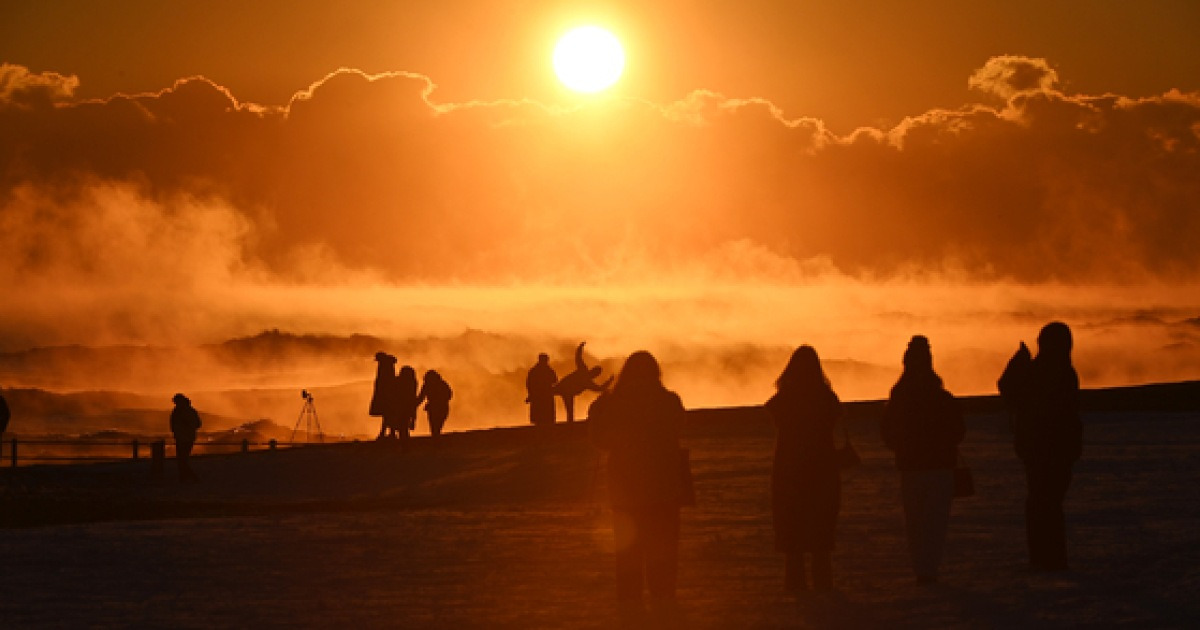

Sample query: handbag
[837,423,860,469]
[953,454,975,498]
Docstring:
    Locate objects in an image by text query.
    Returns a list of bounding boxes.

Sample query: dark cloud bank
[2,56,1198,287]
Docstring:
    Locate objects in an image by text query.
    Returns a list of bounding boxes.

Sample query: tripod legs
[291,400,325,443]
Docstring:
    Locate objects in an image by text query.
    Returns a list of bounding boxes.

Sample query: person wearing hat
[170,393,202,482]
[880,335,965,584]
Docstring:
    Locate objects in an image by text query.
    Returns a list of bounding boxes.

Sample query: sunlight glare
[553,26,625,93]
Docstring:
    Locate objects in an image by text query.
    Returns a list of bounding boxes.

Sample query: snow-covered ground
[2,409,1197,628]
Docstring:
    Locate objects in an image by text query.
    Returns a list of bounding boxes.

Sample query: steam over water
[3,280,1198,437]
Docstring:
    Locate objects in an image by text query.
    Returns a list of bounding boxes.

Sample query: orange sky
[3,1,1199,132]
[1,1,1200,393]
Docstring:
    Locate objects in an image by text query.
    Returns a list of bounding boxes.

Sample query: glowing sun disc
[553,26,625,93]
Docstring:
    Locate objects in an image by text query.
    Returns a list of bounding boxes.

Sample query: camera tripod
[291,390,325,443]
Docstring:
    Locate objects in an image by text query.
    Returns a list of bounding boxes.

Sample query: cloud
[968,55,1060,99]
[1,57,1199,289]
[0,63,79,109]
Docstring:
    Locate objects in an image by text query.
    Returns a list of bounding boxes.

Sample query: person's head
[172,393,190,406]
[612,351,663,395]
[375,352,396,364]
[776,345,829,391]
[399,365,416,380]
[537,352,549,364]
[424,369,440,383]
[902,335,934,373]
[1037,321,1073,361]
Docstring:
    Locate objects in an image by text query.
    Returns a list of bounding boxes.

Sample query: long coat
[998,351,1082,465]
[394,370,419,430]
[765,386,843,552]
[369,359,399,417]
[881,374,964,471]
[589,387,686,510]
[526,362,558,425]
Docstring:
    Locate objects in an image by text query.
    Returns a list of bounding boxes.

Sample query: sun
[553,26,625,93]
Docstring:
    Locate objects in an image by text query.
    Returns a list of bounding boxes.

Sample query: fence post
[150,440,165,479]
[10,438,16,468]
[132,438,140,460]
[268,439,277,451]
[242,438,250,454]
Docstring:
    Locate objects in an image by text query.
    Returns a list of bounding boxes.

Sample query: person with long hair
[416,369,453,439]
[395,365,419,445]
[765,345,843,592]
[998,321,1082,571]
[881,336,965,584]
[588,351,687,615]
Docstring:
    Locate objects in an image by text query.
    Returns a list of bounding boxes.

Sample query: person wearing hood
[881,336,965,584]
[526,352,558,428]
[998,322,1082,572]
[370,352,401,440]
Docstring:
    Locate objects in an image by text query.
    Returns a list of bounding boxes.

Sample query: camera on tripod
[293,389,323,443]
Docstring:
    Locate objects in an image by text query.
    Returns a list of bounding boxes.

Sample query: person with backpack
[169,393,202,483]
[998,322,1082,572]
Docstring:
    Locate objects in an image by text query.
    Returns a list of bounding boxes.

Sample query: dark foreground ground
[2,399,1199,628]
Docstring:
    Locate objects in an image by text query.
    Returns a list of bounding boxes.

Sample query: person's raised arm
[575,342,588,371]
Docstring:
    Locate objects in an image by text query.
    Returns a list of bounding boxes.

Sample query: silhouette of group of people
[583,321,1081,612]
[525,342,612,427]
[152,324,1080,611]
[370,352,453,444]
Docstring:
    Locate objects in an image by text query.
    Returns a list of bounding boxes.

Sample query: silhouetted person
[526,352,559,428]
[0,390,9,439]
[416,370,453,439]
[554,342,612,423]
[589,351,686,616]
[395,365,419,444]
[880,336,964,584]
[169,393,201,483]
[370,352,401,440]
[765,346,843,593]
[998,321,1082,572]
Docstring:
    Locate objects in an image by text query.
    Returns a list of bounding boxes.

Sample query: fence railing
[2,437,301,468]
